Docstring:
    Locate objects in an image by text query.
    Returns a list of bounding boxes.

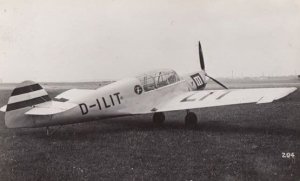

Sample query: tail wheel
[185,112,198,127]
[153,112,165,125]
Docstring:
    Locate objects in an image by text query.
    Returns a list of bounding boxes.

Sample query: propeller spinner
[198,41,228,89]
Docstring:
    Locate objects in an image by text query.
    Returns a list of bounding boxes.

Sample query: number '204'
[282,152,295,158]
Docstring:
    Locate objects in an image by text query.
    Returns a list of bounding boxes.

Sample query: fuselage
[2,69,206,128]
[33,69,207,127]
[36,78,187,127]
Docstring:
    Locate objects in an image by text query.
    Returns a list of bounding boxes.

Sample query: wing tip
[257,87,297,104]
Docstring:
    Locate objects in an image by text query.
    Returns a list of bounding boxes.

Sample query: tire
[185,112,198,127]
[153,112,165,125]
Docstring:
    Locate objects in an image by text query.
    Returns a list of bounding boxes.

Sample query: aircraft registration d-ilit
[0,42,297,134]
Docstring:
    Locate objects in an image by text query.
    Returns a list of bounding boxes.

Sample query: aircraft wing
[153,87,297,112]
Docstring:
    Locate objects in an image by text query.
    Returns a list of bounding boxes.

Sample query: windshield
[136,69,180,92]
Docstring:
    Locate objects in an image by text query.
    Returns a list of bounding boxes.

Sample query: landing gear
[153,112,165,125]
[46,127,51,136]
[185,111,198,127]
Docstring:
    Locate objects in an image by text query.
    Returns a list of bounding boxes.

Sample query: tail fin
[6,81,51,111]
[1,81,52,128]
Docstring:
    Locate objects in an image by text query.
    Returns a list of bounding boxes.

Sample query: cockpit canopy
[136,69,180,92]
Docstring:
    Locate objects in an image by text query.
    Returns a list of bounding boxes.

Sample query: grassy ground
[0,82,299,181]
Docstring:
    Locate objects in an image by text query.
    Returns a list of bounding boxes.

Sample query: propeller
[206,75,228,89]
[198,42,205,70]
[198,41,228,89]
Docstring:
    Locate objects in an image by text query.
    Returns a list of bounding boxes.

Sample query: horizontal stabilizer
[55,89,95,102]
[0,105,7,112]
[25,101,77,115]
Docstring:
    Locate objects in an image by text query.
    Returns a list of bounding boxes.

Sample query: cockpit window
[136,69,180,92]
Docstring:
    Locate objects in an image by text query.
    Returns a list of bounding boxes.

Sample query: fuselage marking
[79,92,121,115]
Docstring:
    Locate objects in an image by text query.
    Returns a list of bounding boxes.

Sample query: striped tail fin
[6,81,51,111]
[1,81,52,128]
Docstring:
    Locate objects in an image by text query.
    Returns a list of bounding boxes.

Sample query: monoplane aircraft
[0,42,296,134]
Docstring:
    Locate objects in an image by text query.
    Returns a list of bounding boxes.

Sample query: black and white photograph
[0,0,299,180]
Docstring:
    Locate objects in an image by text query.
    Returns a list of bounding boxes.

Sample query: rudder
[2,81,52,128]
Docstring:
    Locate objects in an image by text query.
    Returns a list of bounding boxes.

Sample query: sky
[0,0,300,82]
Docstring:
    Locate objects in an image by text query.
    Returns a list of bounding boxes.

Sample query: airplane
[0,42,297,135]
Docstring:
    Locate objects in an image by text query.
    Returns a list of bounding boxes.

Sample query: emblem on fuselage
[134,85,143,95]
[191,73,205,90]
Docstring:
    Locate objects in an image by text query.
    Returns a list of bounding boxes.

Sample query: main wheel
[153,112,165,125]
[185,112,198,127]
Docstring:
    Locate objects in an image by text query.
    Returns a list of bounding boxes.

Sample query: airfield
[0,77,299,180]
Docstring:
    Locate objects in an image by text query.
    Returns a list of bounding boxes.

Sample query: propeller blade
[206,74,228,89]
[198,41,205,70]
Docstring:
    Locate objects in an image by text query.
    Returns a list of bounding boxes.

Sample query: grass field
[0,80,299,180]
